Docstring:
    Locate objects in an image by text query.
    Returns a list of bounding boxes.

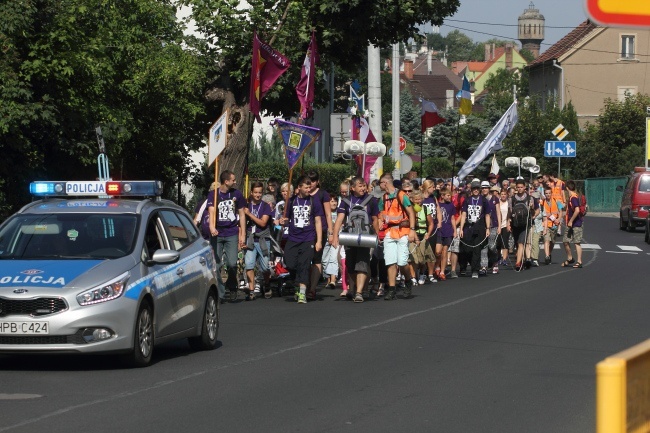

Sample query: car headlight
[77,272,130,306]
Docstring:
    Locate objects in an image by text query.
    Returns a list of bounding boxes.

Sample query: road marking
[617,245,643,252]
[0,394,42,400]
[606,251,638,254]
[582,244,601,250]
[0,251,599,433]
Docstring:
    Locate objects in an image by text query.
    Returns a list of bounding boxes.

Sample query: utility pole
[391,43,401,179]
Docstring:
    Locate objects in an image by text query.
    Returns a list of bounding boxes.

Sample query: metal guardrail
[596,339,650,433]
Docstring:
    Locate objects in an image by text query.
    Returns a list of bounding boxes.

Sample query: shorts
[563,225,583,244]
[496,228,510,250]
[543,226,558,243]
[345,246,371,274]
[383,235,409,267]
[409,239,435,265]
[244,240,270,272]
[311,230,328,264]
[437,233,452,247]
[449,236,460,254]
[511,225,528,245]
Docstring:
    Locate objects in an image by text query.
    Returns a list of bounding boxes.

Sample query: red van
[618,168,650,231]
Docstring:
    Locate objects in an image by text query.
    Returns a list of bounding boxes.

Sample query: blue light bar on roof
[29,180,163,197]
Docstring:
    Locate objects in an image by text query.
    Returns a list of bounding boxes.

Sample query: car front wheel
[123,300,154,367]
[188,289,219,351]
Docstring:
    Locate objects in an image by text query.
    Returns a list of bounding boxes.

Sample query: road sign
[586,0,650,27]
[552,124,569,140]
[399,136,407,152]
[545,141,576,158]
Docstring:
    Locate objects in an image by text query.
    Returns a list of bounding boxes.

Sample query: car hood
[0,260,104,291]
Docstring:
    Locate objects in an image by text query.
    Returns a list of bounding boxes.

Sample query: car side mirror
[147,249,180,266]
[616,185,623,192]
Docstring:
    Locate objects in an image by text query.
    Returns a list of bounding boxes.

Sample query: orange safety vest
[381,190,410,239]
[543,198,560,228]
[550,180,566,205]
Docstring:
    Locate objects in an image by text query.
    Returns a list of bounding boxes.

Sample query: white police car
[0,180,219,366]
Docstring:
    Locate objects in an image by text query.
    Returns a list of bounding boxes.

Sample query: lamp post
[504,157,539,181]
[344,140,387,183]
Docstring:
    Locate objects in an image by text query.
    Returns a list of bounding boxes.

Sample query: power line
[445,18,579,29]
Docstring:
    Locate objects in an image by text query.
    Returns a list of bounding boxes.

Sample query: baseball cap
[470,179,481,189]
[480,181,490,188]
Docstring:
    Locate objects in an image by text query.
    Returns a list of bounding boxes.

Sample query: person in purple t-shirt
[277,175,323,304]
[208,170,246,301]
[331,177,379,303]
[243,182,274,300]
[437,188,456,280]
[562,180,584,268]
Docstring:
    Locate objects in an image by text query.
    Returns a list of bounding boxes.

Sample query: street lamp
[344,140,387,182]
[505,157,540,180]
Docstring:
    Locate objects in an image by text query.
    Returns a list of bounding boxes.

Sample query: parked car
[0,180,219,367]
[618,168,650,232]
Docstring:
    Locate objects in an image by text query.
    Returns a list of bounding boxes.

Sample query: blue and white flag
[458,101,518,181]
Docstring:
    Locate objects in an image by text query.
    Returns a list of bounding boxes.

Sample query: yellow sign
[587,0,650,26]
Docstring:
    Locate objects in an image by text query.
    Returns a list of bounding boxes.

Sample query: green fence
[584,177,628,212]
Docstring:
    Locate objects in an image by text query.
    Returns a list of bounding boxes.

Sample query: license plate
[0,321,49,335]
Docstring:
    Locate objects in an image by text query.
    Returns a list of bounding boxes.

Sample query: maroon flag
[421,99,446,132]
[295,31,319,120]
[249,32,291,123]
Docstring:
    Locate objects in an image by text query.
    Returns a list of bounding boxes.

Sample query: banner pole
[283,169,293,219]
[244,115,254,198]
[420,131,424,178]
[214,155,220,232]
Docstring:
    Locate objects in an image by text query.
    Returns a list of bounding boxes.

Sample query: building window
[618,86,637,101]
[621,35,636,59]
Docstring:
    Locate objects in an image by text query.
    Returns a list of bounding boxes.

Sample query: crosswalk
[539,243,648,255]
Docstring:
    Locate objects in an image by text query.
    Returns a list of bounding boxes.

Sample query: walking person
[509,178,539,271]
[243,182,274,300]
[561,180,584,268]
[459,180,491,279]
[278,175,324,304]
[541,185,563,264]
[377,172,416,299]
[307,170,333,300]
[208,170,246,301]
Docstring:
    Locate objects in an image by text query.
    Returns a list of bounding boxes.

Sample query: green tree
[249,131,285,164]
[444,30,476,63]
[519,49,536,64]
[400,88,421,146]
[482,69,528,123]
[183,0,461,185]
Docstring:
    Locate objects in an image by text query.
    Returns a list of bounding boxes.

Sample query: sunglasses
[403,189,413,192]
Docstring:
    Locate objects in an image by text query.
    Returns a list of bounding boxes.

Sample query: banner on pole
[274,119,322,171]
[208,110,228,167]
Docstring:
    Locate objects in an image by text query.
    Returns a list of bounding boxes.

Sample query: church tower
[518,2,545,58]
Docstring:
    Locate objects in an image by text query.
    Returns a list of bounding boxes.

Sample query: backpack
[341,195,375,235]
[578,193,588,217]
[510,194,531,228]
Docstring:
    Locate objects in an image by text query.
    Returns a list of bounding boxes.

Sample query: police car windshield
[0,214,137,260]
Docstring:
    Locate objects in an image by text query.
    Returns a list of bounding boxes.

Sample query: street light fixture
[344,140,387,181]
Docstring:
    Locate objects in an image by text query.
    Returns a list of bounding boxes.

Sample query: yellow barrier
[597,339,650,433]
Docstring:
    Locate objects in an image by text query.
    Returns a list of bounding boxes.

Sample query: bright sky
[440,0,590,53]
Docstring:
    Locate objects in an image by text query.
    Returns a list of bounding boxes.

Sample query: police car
[0,180,219,366]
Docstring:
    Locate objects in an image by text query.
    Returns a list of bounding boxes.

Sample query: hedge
[248,161,356,195]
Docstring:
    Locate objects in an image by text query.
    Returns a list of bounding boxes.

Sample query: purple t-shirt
[311,189,331,232]
[462,195,490,236]
[246,200,273,234]
[206,188,245,238]
[567,195,583,227]
[195,197,210,240]
[422,196,438,223]
[488,195,500,229]
[287,194,325,243]
[439,201,456,238]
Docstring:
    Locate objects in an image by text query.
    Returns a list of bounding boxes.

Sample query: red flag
[296,31,319,120]
[249,32,291,123]
[421,99,446,132]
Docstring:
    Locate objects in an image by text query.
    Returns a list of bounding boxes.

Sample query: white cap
[480,181,490,188]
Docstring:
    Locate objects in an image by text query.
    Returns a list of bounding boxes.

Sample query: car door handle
[199,257,206,265]
[176,267,185,275]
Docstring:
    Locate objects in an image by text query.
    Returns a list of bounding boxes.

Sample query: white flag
[490,155,500,175]
[458,102,518,181]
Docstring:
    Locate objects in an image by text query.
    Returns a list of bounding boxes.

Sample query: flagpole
[420,131,424,178]
[244,115,254,198]
[452,117,460,175]
[283,169,293,219]
[213,154,220,233]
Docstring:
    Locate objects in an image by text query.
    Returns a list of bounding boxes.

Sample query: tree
[444,30,477,64]
[519,49,536,64]
[0,0,206,215]
[182,0,461,184]
[481,68,528,123]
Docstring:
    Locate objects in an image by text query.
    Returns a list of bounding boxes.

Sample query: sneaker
[428,275,437,283]
[398,280,405,288]
[325,282,335,290]
[245,290,255,301]
[384,286,396,300]
[545,255,551,265]
[492,265,499,274]
[449,271,458,279]
[418,275,427,285]
[297,293,307,304]
[410,278,418,286]
[471,272,479,279]
[403,280,413,298]
[531,260,539,267]
[515,262,523,271]
[239,280,247,288]
[479,267,487,276]
[254,284,261,294]
[354,292,364,303]
[294,289,300,301]
[524,260,532,269]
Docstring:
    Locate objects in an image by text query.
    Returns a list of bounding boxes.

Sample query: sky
[439,0,590,52]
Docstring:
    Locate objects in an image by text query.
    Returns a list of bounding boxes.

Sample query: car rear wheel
[123,300,154,367]
[645,224,650,244]
[627,213,636,232]
[188,289,219,351]
[620,214,626,231]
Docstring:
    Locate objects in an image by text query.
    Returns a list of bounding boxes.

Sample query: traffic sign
[399,136,407,152]
[586,0,650,27]
[545,141,576,158]
[552,124,569,140]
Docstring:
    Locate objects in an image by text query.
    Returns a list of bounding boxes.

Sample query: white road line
[605,251,638,254]
[581,244,601,250]
[617,245,643,252]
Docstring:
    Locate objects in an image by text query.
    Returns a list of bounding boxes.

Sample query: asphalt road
[1,214,648,433]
